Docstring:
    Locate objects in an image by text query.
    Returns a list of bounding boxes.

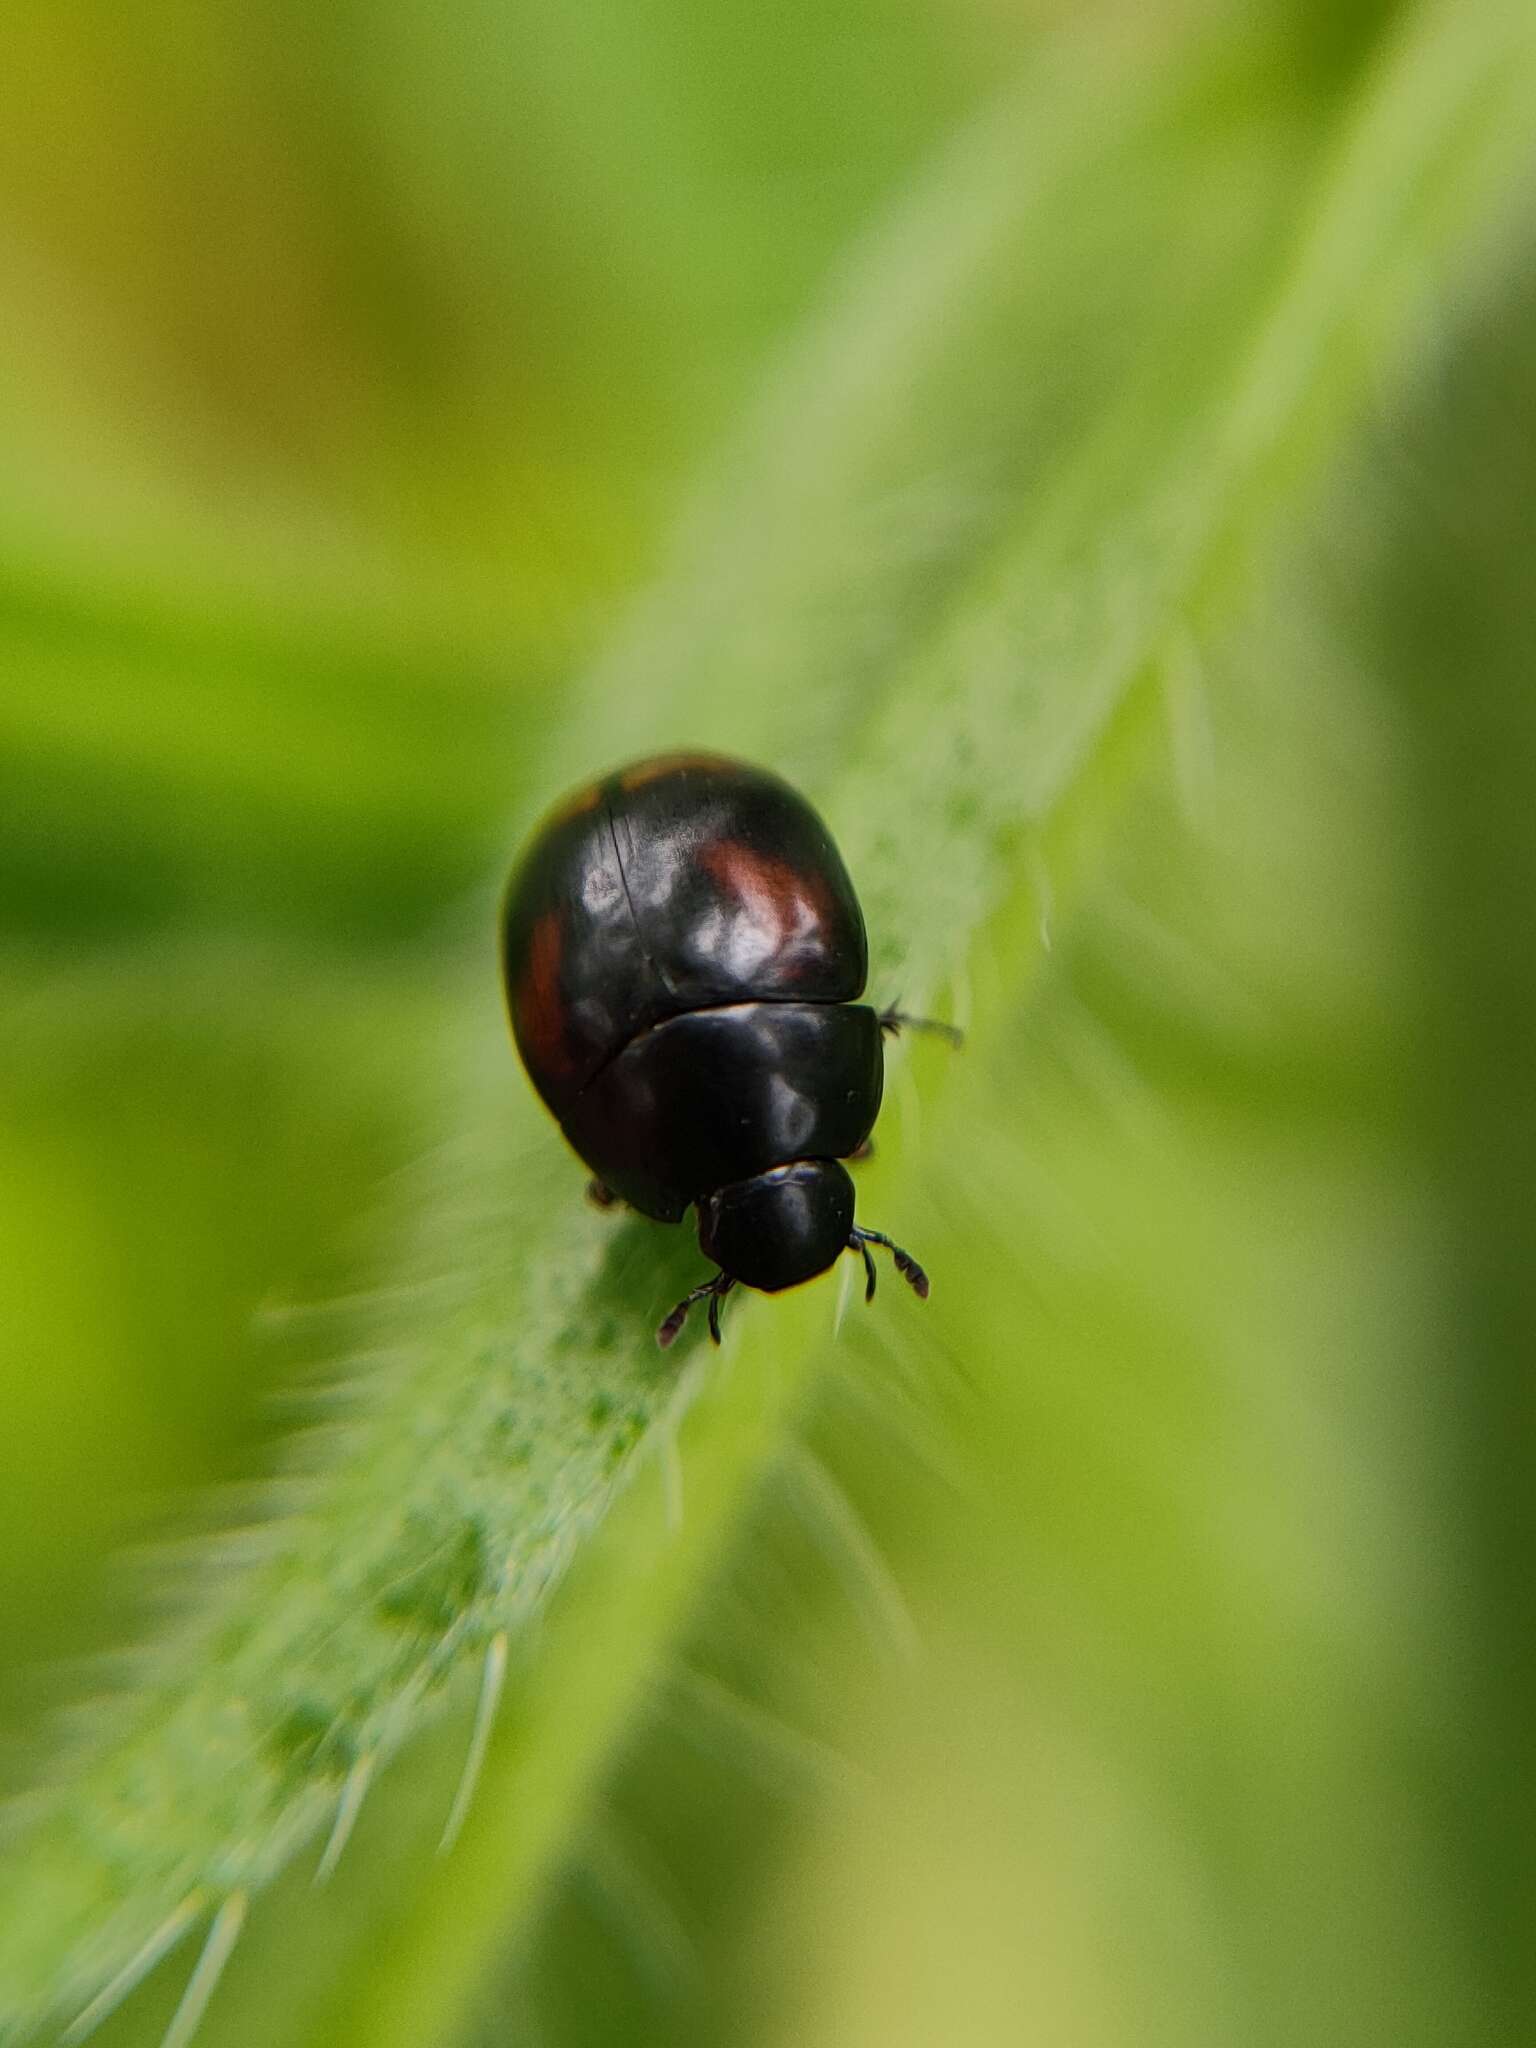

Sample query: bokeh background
[2,2,1531,2044]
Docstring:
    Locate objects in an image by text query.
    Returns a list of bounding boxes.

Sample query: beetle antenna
[658,1271,732,1349]
[850,1228,930,1301]
[878,1005,964,1047]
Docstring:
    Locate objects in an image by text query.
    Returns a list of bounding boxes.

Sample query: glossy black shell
[501,753,882,1224]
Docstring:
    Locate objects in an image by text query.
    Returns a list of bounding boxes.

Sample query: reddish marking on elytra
[697,838,832,974]
[541,780,605,830]
[516,909,578,1081]
[617,750,734,791]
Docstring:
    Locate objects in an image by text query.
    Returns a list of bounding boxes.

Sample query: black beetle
[501,752,952,1346]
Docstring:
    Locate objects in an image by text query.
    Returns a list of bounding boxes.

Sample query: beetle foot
[657,1271,734,1349]
[586,1178,620,1209]
[878,1004,963,1048]
[850,1227,930,1302]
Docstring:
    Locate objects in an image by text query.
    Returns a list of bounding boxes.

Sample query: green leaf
[2,5,1532,2044]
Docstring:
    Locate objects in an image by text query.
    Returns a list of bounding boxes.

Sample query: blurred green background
[0,0,1001,1697]
[1,2,1530,2044]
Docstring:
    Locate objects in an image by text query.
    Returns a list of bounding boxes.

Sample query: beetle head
[697,1159,854,1293]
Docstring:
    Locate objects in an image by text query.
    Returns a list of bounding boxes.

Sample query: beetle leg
[658,1271,732,1349]
[852,1228,930,1301]
[878,1004,963,1047]
[848,1234,879,1302]
[586,1178,620,1209]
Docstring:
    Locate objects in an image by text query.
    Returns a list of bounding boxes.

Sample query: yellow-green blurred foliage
[1,2,1530,2044]
[0,0,991,1675]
